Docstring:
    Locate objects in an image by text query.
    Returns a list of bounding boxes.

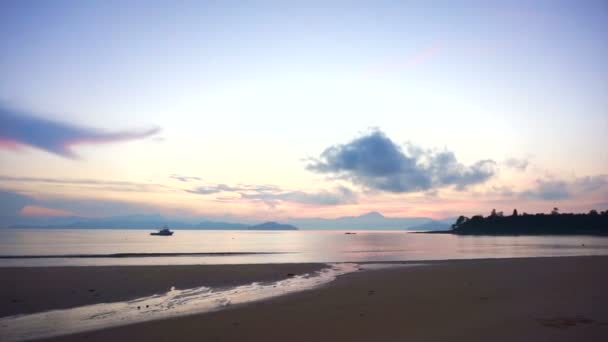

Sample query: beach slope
[38,256,608,342]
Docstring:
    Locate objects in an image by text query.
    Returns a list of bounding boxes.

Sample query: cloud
[503,157,529,171]
[522,179,570,200]
[515,175,607,201]
[169,174,202,182]
[241,186,357,207]
[0,175,174,193]
[0,105,160,158]
[186,183,281,195]
[187,184,241,195]
[306,129,496,193]
[574,175,608,192]
[187,182,356,207]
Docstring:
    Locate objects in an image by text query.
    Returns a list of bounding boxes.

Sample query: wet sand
[7,256,608,341]
[0,263,325,317]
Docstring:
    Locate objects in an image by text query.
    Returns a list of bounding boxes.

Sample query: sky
[1,0,607,224]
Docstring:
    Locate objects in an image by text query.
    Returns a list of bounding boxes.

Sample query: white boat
[151,225,174,236]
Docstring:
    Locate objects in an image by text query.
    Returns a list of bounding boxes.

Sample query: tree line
[451,208,608,235]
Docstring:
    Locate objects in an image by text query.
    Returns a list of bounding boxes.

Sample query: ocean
[2,228,608,267]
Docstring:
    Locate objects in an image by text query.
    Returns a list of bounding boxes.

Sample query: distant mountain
[248,221,298,230]
[6,212,449,231]
[9,214,176,229]
[287,211,441,230]
[7,215,292,230]
[408,219,452,231]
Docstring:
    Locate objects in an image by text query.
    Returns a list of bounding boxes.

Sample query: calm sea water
[1,229,608,267]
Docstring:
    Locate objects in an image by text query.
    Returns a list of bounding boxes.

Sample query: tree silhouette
[450,209,608,235]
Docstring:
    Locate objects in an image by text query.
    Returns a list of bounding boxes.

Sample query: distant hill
[248,222,298,230]
[287,211,438,230]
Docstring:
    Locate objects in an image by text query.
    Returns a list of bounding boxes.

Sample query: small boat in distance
[151,225,174,236]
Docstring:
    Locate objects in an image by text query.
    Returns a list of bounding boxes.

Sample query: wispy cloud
[494,175,608,201]
[187,184,243,195]
[574,175,608,193]
[0,175,174,193]
[241,186,357,207]
[307,129,496,193]
[521,179,570,200]
[169,174,202,182]
[0,105,160,158]
[186,183,281,195]
[186,181,356,207]
[503,157,529,171]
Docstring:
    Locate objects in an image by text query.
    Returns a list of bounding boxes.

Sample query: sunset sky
[1,0,607,223]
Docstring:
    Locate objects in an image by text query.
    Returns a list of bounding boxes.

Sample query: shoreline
[4,254,608,317]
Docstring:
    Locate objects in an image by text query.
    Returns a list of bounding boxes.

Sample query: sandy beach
[1,263,325,317]
[4,256,608,341]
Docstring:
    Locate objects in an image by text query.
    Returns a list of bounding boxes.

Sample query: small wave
[0,252,290,259]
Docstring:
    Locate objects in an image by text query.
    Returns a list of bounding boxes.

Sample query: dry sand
[6,256,608,341]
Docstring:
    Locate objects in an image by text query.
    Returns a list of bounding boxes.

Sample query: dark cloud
[503,157,529,171]
[169,174,202,182]
[307,130,496,193]
[0,106,160,158]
